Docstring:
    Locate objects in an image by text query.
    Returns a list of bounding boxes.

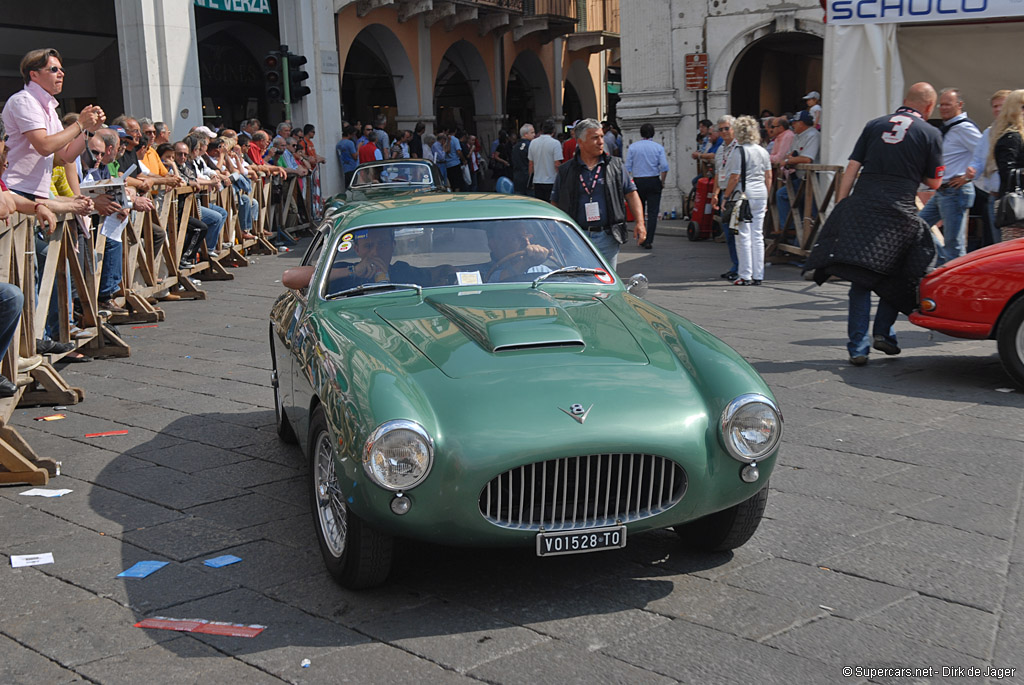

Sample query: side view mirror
[282,265,315,291]
[626,273,648,298]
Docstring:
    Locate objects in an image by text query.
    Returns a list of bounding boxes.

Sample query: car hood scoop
[377,289,649,378]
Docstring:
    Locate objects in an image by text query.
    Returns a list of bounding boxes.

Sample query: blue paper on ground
[203,554,242,568]
[117,561,169,578]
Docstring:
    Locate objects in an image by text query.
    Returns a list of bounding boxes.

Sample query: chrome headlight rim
[362,419,435,491]
[719,393,783,464]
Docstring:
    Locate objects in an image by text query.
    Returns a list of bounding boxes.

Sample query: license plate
[536,526,627,557]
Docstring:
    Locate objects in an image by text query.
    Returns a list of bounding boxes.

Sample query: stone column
[278,0,343,198]
[114,0,203,135]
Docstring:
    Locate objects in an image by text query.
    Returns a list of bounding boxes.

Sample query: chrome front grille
[479,454,686,531]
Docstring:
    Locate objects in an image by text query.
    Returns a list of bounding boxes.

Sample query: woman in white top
[723,115,773,285]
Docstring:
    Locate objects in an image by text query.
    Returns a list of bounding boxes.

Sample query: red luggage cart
[687,177,720,241]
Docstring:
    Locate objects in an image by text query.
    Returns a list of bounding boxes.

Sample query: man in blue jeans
[0,283,24,396]
[918,88,982,265]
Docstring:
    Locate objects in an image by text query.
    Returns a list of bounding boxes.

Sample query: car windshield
[323,219,612,297]
[349,162,435,188]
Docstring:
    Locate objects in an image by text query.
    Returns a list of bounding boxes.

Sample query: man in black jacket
[805,82,943,366]
[550,119,645,269]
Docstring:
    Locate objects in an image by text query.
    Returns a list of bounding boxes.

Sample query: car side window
[302,229,327,268]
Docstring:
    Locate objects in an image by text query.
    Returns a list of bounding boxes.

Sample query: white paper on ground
[19,488,72,497]
[11,553,54,568]
[101,213,129,243]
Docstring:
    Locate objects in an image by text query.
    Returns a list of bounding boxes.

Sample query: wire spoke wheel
[314,429,347,558]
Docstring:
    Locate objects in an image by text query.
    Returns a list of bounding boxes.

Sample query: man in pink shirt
[767,117,795,167]
[2,48,105,199]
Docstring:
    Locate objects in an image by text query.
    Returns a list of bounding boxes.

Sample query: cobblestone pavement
[1,228,1022,684]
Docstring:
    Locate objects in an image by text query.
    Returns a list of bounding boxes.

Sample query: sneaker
[751,279,763,286]
[99,299,128,315]
[849,355,868,367]
[720,271,738,280]
[872,335,901,356]
[0,374,16,398]
[732,278,750,286]
[37,338,75,355]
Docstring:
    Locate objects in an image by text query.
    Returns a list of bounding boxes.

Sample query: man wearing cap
[776,110,820,239]
[803,91,822,128]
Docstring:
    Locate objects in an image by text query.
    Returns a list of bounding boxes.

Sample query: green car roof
[336,192,574,230]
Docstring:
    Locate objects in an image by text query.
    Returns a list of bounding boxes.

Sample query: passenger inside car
[328,228,455,292]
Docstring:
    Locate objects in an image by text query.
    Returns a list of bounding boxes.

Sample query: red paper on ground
[135,616,265,638]
[85,430,130,438]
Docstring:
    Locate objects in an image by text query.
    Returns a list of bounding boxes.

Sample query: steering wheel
[485,250,528,282]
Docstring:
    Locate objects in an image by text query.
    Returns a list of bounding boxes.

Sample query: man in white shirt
[966,89,1010,247]
[527,118,562,202]
[919,87,982,264]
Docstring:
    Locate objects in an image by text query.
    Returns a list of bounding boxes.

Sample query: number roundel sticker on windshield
[594,269,614,285]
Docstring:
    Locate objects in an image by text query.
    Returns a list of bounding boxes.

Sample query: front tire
[674,486,768,552]
[308,406,393,589]
[997,297,1024,389]
[687,221,699,241]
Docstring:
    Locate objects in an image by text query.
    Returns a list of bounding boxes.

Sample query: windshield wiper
[325,282,423,300]
[531,267,605,288]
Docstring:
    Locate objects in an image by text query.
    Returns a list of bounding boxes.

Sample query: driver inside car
[485,223,553,283]
[329,228,454,291]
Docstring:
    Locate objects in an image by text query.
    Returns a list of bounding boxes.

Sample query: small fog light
[741,463,760,483]
[390,493,411,515]
[920,298,936,313]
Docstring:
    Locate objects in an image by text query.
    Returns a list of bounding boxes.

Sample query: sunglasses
[718,127,730,132]
[39,65,64,74]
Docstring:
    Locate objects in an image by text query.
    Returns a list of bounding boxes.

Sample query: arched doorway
[729,32,823,119]
[434,40,494,134]
[342,26,417,132]
[563,80,583,126]
[505,51,552,133]
[565,60,599,121]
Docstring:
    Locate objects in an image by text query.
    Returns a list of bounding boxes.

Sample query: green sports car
[270,192,782,589]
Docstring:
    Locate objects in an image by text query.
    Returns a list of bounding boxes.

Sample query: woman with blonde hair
[988,89,1024,202]
[722,115,772,285]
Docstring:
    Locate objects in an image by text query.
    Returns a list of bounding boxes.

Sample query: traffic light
[286,51,311,102]
[263,50,284,103]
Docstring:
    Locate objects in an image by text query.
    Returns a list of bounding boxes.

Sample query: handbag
[722,147,753,233]
[461,162,472,186]
[995,169,1024,235]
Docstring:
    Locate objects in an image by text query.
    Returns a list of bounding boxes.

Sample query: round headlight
[362,420,434,491]
[720,394,783,463]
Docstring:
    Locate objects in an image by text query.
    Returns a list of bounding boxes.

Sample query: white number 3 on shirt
[881,115,913,145]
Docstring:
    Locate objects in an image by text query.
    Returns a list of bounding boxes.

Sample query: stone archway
[565,59,599,120]
[434,39,495,135]
[342,25,418,130]
[505,51,553,134]
[729,31,823,118]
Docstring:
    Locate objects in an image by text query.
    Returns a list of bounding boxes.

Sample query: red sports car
[909,238,1024,387]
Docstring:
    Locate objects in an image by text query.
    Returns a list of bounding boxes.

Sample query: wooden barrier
[765,164,844,263]
[0,171,293,485]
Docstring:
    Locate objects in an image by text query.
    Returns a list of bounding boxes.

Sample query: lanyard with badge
[580,163,602,224]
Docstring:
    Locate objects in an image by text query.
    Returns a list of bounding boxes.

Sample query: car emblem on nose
[559,403,593,424]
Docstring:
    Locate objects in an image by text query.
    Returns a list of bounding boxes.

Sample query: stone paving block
[29,482,184,536]
[879,464,1023,508]
[355,599,550,674]
[240,512,319,551]
[767,616,987,678]
[120,516,258,562]
[821,543,1005,613]
[293,641,476,684]
[265,571,435,626]
[3,596,177,667]
[469,638,675,685]
[0,633,81,684]
[249,473,310,505]
[603,617,837,684]
[851,518,1010,573]
[860,594,998,660]
[743,517,873,567]
[590,571,826,641]
[716,557,915,620]
[0,567,96,622]
[92,464,248,510]
[776,443,912,480]
[770,468,938,513]
[0,497,90,548]
[196,458,301,489]
[992,560,1024,670]
[75,636,284,685]
[897,432,1024,478]
[763,491,902,536]
[128,441,253,474]
[159,417,268,450]
[897,495,1016,541]
[186,491,307,530]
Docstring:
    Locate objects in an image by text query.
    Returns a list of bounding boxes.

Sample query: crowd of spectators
[0,47,324,390]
